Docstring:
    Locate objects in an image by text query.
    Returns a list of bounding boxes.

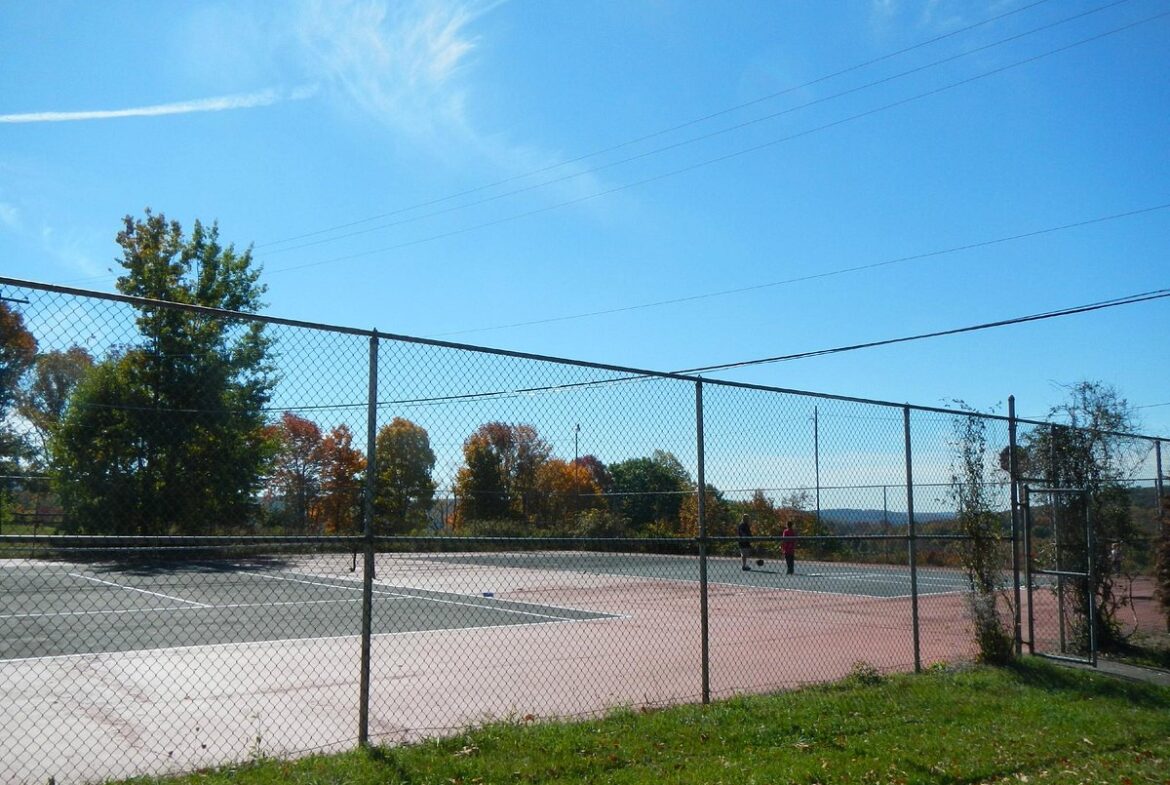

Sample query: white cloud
[289,0,614,208]
[295,0,491,142]
[870,0,1009,32]
[0,86,316,124]
[0,186,104,281]
[0,201,21,231]
[35,223,106,279]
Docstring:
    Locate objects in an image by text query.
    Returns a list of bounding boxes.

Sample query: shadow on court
[87,556,298,577]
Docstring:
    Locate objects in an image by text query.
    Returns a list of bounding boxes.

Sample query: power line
[267,9,1170,277]
[257,288,1170,412]
[54,288,1168,417]
[434,201,1170,337]
[263,0,1131,258]
[677,289,1170,375]
[256,0,1059,251]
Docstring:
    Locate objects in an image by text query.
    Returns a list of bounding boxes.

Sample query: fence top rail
[0,534,365,546]
[3,276,1164,441]
[0,533,970,547]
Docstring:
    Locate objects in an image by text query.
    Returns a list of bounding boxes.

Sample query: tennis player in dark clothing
[737,514,753,571]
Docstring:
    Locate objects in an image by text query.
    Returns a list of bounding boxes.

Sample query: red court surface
[0,552,1061,784]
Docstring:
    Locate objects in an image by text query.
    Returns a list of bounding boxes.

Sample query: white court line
[249,571,412,599]
[731,582,965,601]
[806,571,964,586]
[256,571,608,623]
[0,598,366,621]
[2,605,207,621]
[322,570,631,619]
[67,572,212,607]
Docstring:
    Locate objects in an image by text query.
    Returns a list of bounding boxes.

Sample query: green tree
[453,422,550,527]
[1021,382,1141,651]
[607,450,693,533]
[373,417,436,533]
[454,430,510,526]
[52,211,275,534]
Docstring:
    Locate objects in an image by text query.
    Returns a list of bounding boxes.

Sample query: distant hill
[819,509,958,527]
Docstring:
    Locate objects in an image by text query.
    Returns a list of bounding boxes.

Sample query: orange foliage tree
[678,484,731,539]
[314,424,366,535]
[264,412,324,533]
[1,301,37,468]
[532,458,604,531]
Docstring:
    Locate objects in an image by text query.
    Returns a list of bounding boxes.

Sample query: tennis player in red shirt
[781,524,796,575]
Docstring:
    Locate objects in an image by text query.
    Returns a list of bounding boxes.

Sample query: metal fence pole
[1156,440,1164,520]
[696,379,710,704]
[1023,484,1035,654]
[903,406,921,673]
[1008,395,1023,655]
[358,333,379,746]
[1085,489,1098,667]
[813,405,821,528]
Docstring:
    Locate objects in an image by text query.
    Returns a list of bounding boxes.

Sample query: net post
[696,378,710,705]
[903,405,921,673]
[358,333,378,746]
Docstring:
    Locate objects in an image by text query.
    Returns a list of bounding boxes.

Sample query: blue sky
[2,0,1168,439]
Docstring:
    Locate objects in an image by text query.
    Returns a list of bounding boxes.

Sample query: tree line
[0,211,826,542]
[2,212,1166,646]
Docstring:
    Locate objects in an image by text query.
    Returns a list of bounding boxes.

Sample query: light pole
[573,423,580,464]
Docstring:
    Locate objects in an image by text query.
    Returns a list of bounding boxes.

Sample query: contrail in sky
[0,85,317,123]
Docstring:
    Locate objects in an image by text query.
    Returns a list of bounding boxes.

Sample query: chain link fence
[1,277,1166,784]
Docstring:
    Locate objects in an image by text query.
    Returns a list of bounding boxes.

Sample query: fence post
[696,379,710,704]
[358,333,379,746]
[1008,395,1023,655]
[1023,483,1036,654]
[903,406,921,673]
[1156,440,1164,520]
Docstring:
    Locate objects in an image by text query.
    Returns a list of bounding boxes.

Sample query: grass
[118,659,1170,785]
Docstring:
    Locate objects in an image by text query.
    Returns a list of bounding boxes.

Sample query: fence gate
[1023,485,1097,666]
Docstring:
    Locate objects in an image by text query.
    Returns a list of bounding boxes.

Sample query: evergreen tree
[52,211,275,534]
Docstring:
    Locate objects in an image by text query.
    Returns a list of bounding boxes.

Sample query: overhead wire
[258,0,1068,250]
[44,0,1066,291]
[262,0,1134,258]
[676,290,1170,375]
[54,288,1170,416]
[266,8,1170,277]
[433,201,1170,337]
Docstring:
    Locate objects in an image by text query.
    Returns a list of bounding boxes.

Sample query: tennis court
[0,556,619,661]
[1,550,967,661]
[1,549,976,785]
